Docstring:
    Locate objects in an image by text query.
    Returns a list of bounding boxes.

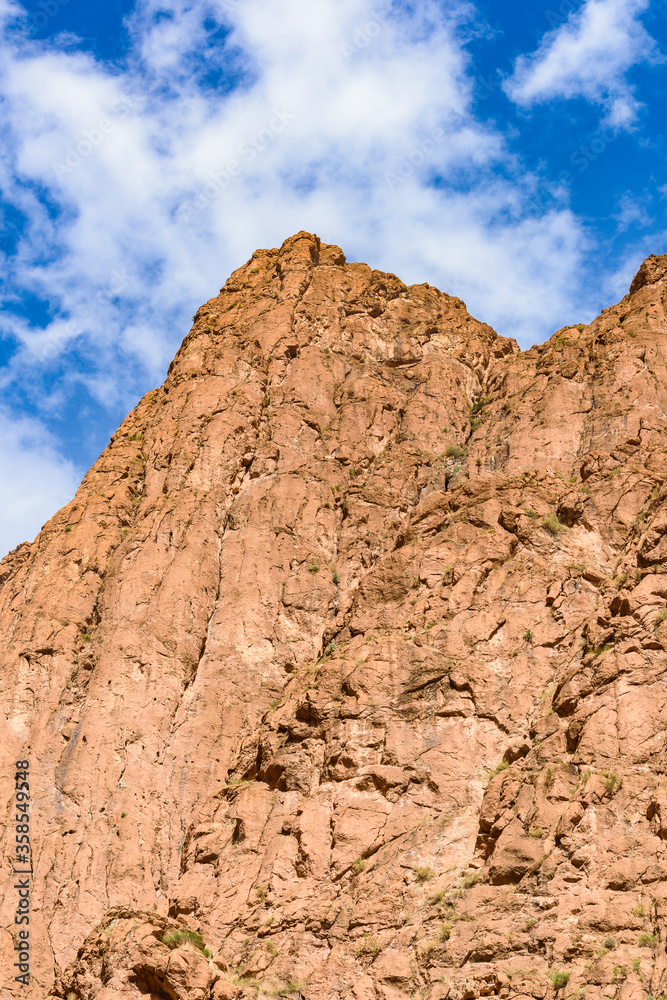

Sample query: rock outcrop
[2,234,667,1000]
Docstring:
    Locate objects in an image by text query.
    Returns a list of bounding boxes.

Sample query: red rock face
[2,232,667,1000]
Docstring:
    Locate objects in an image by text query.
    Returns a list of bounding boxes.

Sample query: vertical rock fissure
[5,240,667,999]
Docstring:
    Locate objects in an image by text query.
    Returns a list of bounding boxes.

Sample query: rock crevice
[2,233,667,1000]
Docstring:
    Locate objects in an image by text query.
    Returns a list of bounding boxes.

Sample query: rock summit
[2,233,667,1000]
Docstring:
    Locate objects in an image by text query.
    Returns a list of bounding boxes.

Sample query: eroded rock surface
[2,232,667,1000]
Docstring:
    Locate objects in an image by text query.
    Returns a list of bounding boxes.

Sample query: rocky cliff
[2,233,667,1000]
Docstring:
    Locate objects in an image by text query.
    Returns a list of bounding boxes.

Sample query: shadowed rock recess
[3,234,667,1000]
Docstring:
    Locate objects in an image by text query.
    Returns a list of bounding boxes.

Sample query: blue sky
[0,0,665,556]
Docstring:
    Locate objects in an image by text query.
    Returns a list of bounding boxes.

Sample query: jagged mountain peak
[2,239,667,1000]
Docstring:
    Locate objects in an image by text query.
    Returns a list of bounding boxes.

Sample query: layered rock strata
[2,235,667,1000]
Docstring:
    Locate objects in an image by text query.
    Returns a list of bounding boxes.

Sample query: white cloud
[613,192,652,231]
[0,407,82,556]
[0,0,586,360]
[0,0,607,554]
[505,0,662,127]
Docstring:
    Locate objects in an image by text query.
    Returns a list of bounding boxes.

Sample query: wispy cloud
[0,0,584,372]
[0,0,616,554]
[613,191,652,231]
[0,406,82,557]
[505,0,662,127]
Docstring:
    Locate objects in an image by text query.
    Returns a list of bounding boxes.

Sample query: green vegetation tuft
[541,513,566,535]
[413,865,434,883]
[602,771,622,795]
[355,934,383,958]
[267,979,309,996]
[471,396,493,414]
[160,929,210,956]
[428,889,450,906]
[551,971,570,990]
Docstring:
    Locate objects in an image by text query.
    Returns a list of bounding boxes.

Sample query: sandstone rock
[3,233,667,1000]
[629,253,667,294]
[372,949,412,983]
